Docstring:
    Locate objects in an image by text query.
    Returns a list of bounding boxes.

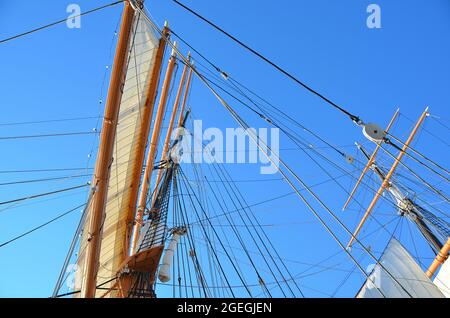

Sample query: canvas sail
[433,258,450,297]
[75,13,160,295]
[357,239,445,298]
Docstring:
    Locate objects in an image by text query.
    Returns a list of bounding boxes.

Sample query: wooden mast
[81,1,135,298]
[426,237,450,278]
[176,64,194,128]
[356,143,445,253]
[151,54,190,204]
[347,107,429,248]
[130,43,178,254]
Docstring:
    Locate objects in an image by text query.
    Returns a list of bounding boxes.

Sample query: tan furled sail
[75,13,160,296]
[357,239,444,298]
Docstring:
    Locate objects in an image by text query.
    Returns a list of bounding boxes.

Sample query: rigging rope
[0,1,124,45]
[386,132,450,177]
[0,167,94,174]
[52,187,96,297]
[0,183,89,206]
[379,144,450,204]
[140,10,420,296]
[0,131,99,140]
[162,42,411,298]
[0,174,91,187]
[178,168,247,297]
[177,123,308,297]
[175,169,231,297]
[0,203,86,248]
[0,116,100,127]
[170,0,362,124]
[204,162,305,297]
[186,64,404,218]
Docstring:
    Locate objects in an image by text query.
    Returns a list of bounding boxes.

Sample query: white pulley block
[345,155,354,164]
[362,123,386,143]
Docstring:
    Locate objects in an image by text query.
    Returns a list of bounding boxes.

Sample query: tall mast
[176,66,193,128]
[130,43,178,254]
[426,238,450,278]
[81,1,135,298]
[151,54,191,204]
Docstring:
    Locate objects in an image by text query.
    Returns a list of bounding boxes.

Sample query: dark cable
[170,0,361,123]
[0,203,86,248]
[0,167,94,174]
[0,183,89,206]
[0,174,91,186]
[0,131,99,140]
[52,275,118,298]
[0,116,100,127]
[0,1,124,44]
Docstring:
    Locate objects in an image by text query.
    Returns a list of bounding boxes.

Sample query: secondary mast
[151,53,191,205]
[347,107,429,248]
[356,143,449,253]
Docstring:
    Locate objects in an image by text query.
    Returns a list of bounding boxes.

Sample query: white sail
[433,258,450,297]
[357,239,445,298]
[75,13,159,295]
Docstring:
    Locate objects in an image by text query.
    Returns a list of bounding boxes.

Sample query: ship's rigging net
[357,238,444,298]
[137,166,173,252]
[75,13,159,295]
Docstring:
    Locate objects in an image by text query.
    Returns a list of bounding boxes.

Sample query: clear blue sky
[0,0,449,297]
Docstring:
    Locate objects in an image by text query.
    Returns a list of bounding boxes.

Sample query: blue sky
[0,0,449,297]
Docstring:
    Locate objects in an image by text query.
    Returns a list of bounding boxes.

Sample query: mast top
[171,41,178,57]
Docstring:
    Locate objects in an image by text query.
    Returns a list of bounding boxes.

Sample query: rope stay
[0,1,125,45]
[170,0,362,125]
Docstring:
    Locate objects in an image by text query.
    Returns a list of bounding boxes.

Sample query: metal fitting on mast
[129,0,144,10]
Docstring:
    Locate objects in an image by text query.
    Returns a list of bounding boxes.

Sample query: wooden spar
[342,109,399,211]
[150,54,190,204]
[121,24,170,258]
[176,63,194,128]
[81,1,135,298]
[356,143,445,253]
[149,62,193,209]
[347,107,429,248]
[426,237,450,278]
[129,43,178,254]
